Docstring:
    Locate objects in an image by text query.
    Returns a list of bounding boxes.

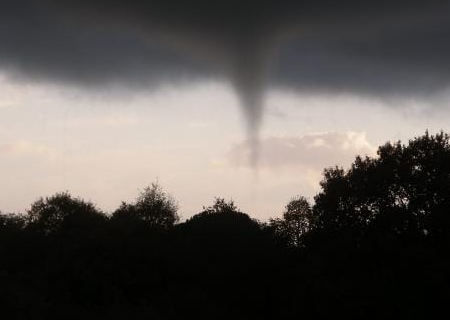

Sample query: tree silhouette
[26,191,105,235]
[200,197,240,215]
[313,131,450,242]
[0,212,25,233]
[270,196,313,247]
[112,182,179,229]
[178,197,266,263]
[183,197,262,246]
[171,198,271,319]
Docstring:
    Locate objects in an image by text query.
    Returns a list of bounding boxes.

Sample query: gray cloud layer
[227,132,376,170]
[1,1,450,162]
[2,1,449,89]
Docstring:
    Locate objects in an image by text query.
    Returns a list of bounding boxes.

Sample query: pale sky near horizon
[2,71,450,220]
[2,1,450,220]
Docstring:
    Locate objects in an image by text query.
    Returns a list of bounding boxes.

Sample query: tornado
[1,0,450,168]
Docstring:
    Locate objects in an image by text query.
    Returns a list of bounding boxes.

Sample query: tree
[112,182,179,229]
[0,212,26,234]
[201,197,239,215]
[313,131,450,241]
[26,192,105,235]
[270,196,313,247]
[182,197,264,250]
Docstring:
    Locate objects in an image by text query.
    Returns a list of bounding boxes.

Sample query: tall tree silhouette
[270,196,313,247]
[313,130,450,242]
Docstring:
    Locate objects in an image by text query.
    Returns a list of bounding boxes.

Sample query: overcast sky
[1,1,450,219]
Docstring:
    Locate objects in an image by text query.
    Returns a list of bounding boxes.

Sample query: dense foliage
[1,132,450,319]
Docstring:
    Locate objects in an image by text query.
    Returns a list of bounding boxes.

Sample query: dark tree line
[1,131,450,319]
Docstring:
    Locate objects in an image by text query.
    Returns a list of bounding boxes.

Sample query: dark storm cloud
[1,0,450,162]
[2,1,447,91]
[273,18,450,96]
[0,1,212,85]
